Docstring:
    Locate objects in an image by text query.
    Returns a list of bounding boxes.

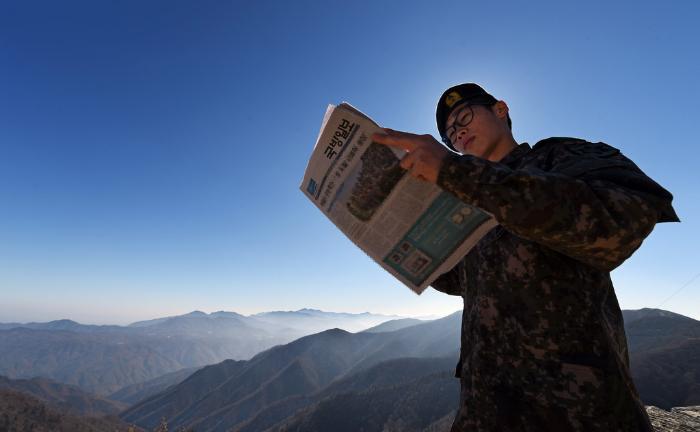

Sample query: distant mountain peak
[623,308,698,324]
[40,319,85,331]
[323,327,350,335]
[210,310,245,318]
[184,311,208,317]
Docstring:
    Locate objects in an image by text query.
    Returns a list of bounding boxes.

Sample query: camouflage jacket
[432,137,679,432]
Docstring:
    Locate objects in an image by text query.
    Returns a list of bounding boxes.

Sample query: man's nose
[455,128,468,143]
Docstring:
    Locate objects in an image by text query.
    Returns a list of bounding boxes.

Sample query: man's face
[444,102,508,160]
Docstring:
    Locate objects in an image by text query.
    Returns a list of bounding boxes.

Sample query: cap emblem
[445,91,463,108]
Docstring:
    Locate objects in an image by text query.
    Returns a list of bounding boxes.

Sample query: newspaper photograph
[300,103,498,293]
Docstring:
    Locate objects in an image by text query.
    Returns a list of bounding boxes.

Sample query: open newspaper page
[300,103,498,294]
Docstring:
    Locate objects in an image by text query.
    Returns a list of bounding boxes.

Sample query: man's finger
[404,148,442,183]
[371,130,417,152]
[399,150,415,171]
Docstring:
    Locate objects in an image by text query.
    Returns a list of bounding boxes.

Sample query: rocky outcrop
[646,406,700,432]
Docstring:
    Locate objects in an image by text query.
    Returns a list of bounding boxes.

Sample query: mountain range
[120,308,700,431]
[121,312,461,431]
[0,307,698,431]
[0,309,400,396]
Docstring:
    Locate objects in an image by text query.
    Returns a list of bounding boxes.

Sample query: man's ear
[493,100,509,120]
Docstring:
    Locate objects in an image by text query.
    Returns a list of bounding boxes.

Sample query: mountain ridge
[0,309,403,396]
[121,309,698,431]
[122,313,461,431]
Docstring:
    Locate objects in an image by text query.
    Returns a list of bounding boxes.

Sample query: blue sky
[1,1,698,324]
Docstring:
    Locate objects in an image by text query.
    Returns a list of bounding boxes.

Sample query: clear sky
[1,1,698,324]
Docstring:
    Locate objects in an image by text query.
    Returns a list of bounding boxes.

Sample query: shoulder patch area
[532,137,587,151]
[534,138,622,159]
[551,140,633,178]
[564,141,621,158]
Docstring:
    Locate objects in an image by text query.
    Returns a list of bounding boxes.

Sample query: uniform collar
[499,142,531,168]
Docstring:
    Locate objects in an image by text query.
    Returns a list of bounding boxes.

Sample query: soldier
[372,83,679,432]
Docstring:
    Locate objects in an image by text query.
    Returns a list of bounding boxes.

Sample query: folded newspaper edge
[300,103,498,294]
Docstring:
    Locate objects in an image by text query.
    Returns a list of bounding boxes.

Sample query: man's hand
[371,128,450,184]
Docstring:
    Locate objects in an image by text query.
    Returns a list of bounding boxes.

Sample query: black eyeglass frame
[441,101,494,148]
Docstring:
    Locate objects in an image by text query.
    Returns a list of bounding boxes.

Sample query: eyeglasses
[442,103,491,147]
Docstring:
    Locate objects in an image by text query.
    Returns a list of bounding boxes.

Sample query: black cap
[436,83,498,150]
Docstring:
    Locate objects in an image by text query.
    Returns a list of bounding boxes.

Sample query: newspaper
[300,103,498,294]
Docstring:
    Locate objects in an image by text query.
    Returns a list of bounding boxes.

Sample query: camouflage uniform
[431,137,679,432]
